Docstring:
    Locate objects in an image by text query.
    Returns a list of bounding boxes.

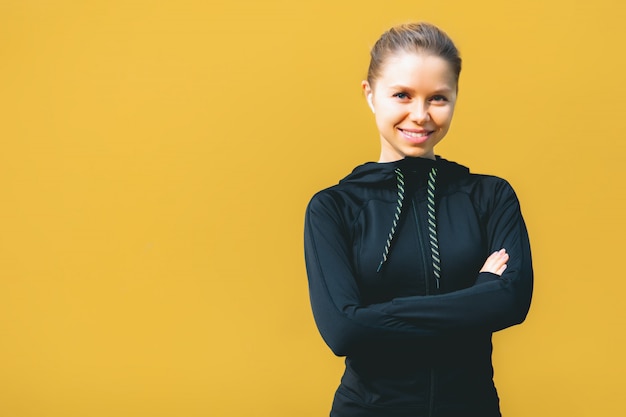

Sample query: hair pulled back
[367,22,462,86]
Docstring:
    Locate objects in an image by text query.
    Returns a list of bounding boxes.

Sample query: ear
[361,80,375,114]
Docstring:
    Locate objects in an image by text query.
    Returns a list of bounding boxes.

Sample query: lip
[398,127,432,144]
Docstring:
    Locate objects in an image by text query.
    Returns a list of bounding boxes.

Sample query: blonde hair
[367,22,462,86]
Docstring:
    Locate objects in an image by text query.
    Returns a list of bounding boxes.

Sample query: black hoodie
[304,156,533,417]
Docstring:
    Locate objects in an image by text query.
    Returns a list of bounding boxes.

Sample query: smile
[400,130,428,137]
[398,128,432,142]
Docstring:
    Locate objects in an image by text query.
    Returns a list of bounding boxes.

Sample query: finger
[486,251,507,264]
[480,250,509,274]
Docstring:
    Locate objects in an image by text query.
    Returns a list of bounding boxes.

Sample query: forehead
[376,52,457,90]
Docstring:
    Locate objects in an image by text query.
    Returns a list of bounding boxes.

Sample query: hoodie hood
[339,156,470,186]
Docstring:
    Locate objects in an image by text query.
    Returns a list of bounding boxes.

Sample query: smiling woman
[362,53,457,161]
[304,22,533,417]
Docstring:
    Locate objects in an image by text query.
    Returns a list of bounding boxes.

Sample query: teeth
[401,129,428,138]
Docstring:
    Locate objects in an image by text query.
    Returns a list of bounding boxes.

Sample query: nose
[410,102,430,124]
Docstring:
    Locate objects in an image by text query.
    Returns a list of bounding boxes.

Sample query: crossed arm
[305,181,533,356]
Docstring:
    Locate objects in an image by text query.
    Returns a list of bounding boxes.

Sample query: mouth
[398,128,433,143]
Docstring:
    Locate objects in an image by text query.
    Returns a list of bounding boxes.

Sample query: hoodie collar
[339,156,470,185]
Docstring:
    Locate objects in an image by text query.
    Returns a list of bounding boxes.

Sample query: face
[362,52,458,162]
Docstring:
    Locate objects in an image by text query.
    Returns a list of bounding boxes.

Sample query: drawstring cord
[377,167,441,289]
[377,168,405,273]
[427,168,442,288]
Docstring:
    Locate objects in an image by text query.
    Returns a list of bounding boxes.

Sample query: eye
[430,95,448,103]
[393,92,410,100]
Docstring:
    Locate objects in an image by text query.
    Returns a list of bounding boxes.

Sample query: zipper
[411,197,430,295]
[428,369,436,417]
[412,194,436,416]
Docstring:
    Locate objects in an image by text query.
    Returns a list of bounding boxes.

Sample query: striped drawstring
[377,167,442,289]
[426,168,442,288]
[377,168,405,273]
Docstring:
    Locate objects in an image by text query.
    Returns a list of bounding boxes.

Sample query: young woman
[304,23,533,417]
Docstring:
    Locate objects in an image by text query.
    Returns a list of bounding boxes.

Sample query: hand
[480,249,509,276]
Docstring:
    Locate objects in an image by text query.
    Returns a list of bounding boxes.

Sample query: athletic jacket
[304,156,533,417]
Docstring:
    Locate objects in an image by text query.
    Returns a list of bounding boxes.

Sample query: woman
[304,23,533,417]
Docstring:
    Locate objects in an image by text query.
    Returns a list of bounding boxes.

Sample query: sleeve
[304,192,437,356]
[304,182,533,357]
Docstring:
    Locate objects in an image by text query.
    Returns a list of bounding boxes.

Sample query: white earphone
[367,93,375,113]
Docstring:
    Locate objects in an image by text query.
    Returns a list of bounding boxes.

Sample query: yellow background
[1,1,625,416]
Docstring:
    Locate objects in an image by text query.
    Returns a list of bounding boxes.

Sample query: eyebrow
[387,85,454,93]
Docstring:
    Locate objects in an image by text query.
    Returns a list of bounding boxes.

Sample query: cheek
[373,110,392,129]
[375,105,404,126]
[433,108,455,127]
[374,118,394,137]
